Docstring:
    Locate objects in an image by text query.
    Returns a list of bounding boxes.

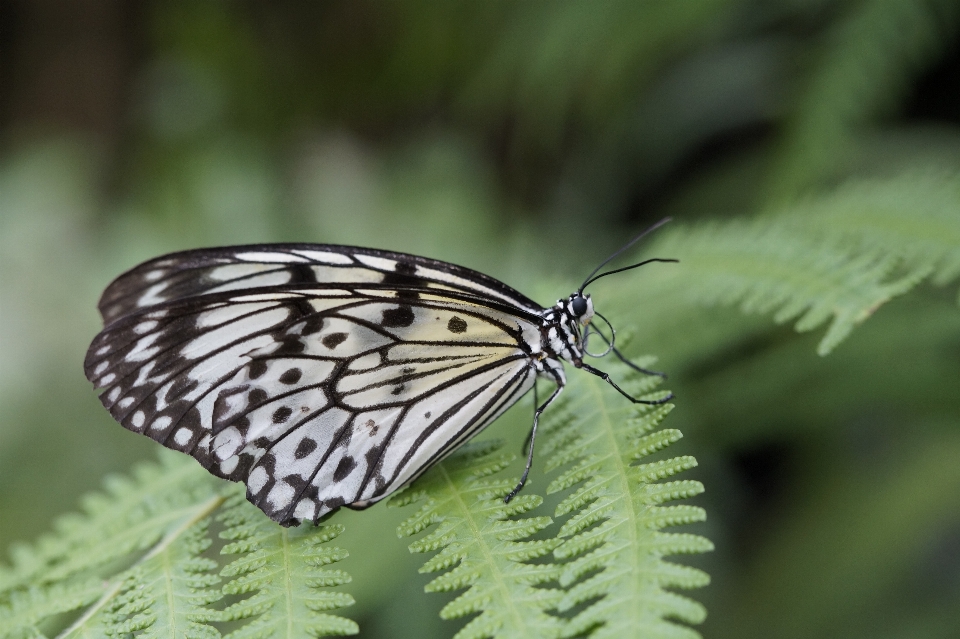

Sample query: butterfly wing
[85,284,540,525]
[97,244,542,325]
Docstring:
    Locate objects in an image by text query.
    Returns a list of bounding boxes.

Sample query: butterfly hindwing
[85,284,540,525]
[97,244,542,325]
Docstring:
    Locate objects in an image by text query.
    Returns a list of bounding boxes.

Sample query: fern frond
[541,366,712,639]
[216,489,357,638]
[620,171,960,356]
[101,519,221,638]
[767,0,960,200]
[0,452,225,639]
[393,440,565,639]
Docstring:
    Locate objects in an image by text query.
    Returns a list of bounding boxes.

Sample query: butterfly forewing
[97,244,541,325]
[86,278,541,525]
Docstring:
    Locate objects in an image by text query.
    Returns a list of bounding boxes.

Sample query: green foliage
[0,456,355,639]
[4,0,960,637]
[216,491,357,638]
[392,370,711,639]
[610,171,960,358]
[392,442,565,639]
[541,368,711,639]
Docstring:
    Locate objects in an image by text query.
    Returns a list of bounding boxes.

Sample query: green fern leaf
[216,489,358,638]
[0,452,226,639]
[393,440,566,639]
[619,172,960,356]
[540,365,712,639]
[102,519,221,639]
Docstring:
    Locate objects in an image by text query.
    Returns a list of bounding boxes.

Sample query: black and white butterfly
[85,221,675,526]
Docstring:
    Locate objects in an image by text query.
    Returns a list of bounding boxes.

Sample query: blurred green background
[2,1,959,638]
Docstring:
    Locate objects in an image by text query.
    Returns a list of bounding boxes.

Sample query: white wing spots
[131,411,145,429]
[196,301,272,329]
[207,270,293,295]
[126,331,162,362]
[265,482,296,511]
[146,309,169,320]
[235,251,309,263]
[294,499,316,521]
[94,361,109,375]
[95,344,111,355]
[118,397,135,410]
[100,373,116,385]
[354,254,396,271]
[137,282,170,308]
[230,293,302,303]
[347,352,381,371]
[212,426,245,461]
[292,249,354,264]
[174,427,193,446]
[310,266,383,284]
[219,455,239,475]
[248,466,269,494]
[208,263,278,281]
[107,387,121,403]
[149,415,172,433]
[133,320,159,334]
[143,269,166,282]
[181,307,289,359]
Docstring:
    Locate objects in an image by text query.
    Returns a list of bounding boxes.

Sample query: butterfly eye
[570,295,588,316]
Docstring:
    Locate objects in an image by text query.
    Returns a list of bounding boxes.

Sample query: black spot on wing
[381,305,414,328]
[279,367,302,384]
[248,360,268,379]
[322,332,347,349]
[333,455,357,481]
[294,437,317,459]
[272,406,293,423]
[447,316,467,333]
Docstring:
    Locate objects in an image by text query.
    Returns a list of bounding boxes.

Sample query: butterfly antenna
[579,217,676,293]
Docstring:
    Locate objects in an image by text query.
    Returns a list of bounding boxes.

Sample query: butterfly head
[567,292,594,326]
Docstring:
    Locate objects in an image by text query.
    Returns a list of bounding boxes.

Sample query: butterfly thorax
[537,293,594,370]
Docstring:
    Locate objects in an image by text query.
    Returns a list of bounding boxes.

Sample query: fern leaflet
[0,452,224,639]
[101,519,221,638]
[541,365,712,639]
[619,171,960,356]
[393,440,565,639]
[216,490,358,638]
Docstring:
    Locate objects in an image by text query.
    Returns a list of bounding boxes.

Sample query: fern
[541,365,712,639]
[0,452,224,639]
[102,520,220,638]
[392,441,565,639]
[614,171,960,356]
[216,490,358,638]
[393,368,711,639]
[0,454,356,639]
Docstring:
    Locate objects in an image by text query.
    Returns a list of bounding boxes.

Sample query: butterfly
[85,220,676,526]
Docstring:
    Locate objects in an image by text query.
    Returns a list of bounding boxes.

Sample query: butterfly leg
[505,374,564,503]
[587,328,668,378]
[520,381,539,455]
[579,362,674,404]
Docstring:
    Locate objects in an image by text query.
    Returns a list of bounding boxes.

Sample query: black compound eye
[570,295,588,316]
